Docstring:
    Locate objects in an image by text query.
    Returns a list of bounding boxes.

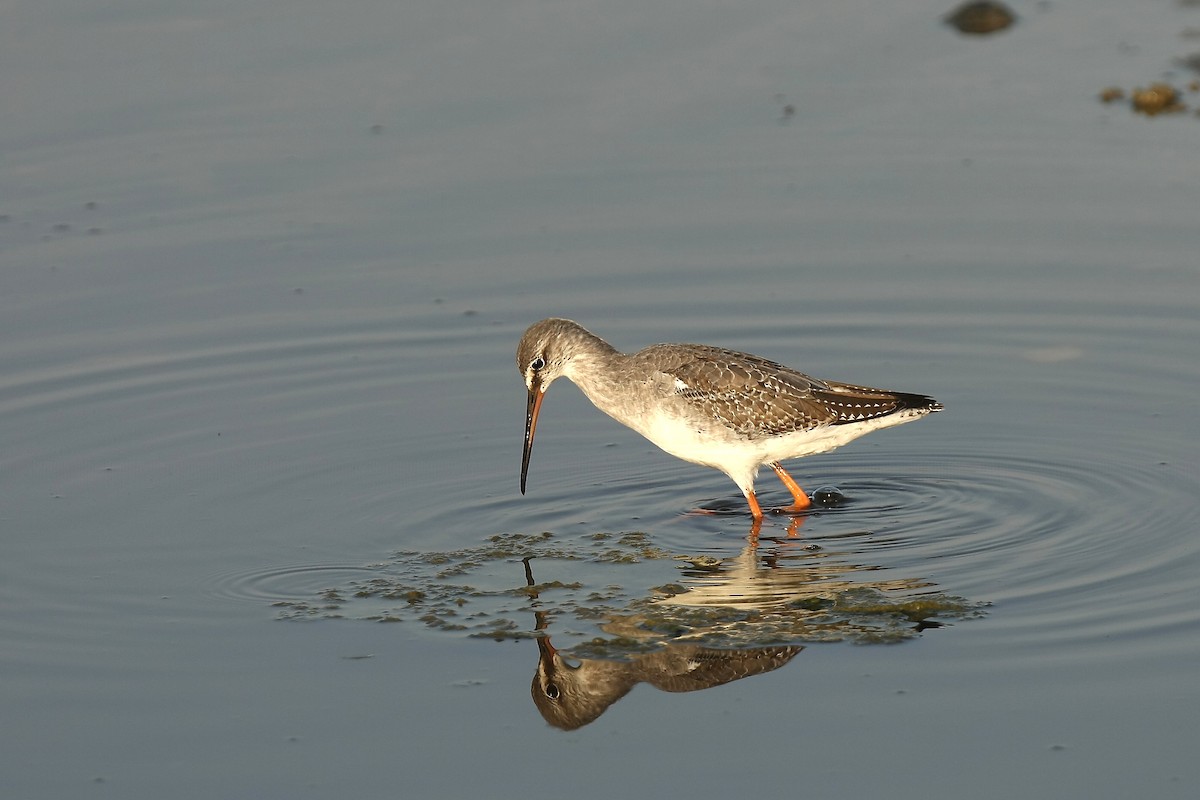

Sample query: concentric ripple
[210,563,390,607]
[4,299,1195,671]
[748,439,1200,658]
[322,421,1200,662]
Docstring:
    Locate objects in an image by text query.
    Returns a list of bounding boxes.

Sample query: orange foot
[770,462,812,511]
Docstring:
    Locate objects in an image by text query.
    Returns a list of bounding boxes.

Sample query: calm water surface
[3,1,1198,798]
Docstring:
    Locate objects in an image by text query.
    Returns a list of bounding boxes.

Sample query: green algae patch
[272,527,986,653]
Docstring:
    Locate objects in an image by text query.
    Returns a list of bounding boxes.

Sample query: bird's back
[634,343,939,440]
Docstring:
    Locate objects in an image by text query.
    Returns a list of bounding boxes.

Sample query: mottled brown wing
[642,344,839,437]
[637,645,802,693]
[816,380,943,424]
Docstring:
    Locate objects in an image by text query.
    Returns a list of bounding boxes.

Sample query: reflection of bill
[523,543,977,729]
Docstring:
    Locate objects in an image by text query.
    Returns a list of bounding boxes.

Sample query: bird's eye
[530,356,546,372]
[544,682,560,699]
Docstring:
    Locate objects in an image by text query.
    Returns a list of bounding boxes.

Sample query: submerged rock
[944,2,1017,35]
[1130,83,1186,116]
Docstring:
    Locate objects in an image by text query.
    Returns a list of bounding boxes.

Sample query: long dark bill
[520,384,545,494]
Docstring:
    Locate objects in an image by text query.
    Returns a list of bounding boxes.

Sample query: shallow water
[3,1,1199,798]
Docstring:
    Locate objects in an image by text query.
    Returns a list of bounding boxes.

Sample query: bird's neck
[563,340,626,411]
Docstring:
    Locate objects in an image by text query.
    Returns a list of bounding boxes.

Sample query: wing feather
[638,344,836,437]
[637,345,941,438]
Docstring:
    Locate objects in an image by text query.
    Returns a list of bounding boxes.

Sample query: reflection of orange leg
[748,516,763,541]
[744,485,805,539]
[771,462,812,512]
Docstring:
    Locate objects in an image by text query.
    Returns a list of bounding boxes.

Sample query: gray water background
[3,1,1198,797]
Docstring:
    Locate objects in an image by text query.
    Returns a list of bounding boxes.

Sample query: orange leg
[744,489,765,521]
[770,462,812,512]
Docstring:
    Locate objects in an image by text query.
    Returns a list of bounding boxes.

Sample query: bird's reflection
[522,536,972,729]
[524,554,807,730]
[531,620,801,730]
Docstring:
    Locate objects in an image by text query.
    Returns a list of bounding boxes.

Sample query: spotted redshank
[517,318,942,521]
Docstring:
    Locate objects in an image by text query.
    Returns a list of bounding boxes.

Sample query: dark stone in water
[944,2,1016,35]
[811,486,845,506]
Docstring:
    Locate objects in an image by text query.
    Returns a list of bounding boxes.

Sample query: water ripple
[209,563,388,605]
[400,426,1200,661]
[3,303,1195,670]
